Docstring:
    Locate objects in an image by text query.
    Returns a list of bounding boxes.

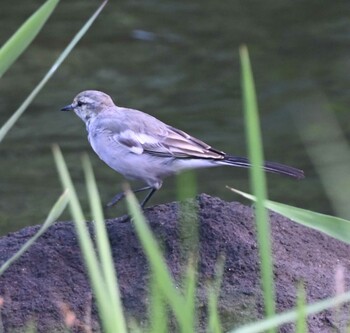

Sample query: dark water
[1,0,350,234]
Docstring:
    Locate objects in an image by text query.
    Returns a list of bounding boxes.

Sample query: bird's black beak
[61,104,74,111]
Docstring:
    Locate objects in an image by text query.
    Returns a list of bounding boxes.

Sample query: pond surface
[1,0,350,234]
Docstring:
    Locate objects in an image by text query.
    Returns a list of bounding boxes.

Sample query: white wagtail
[61,90,304,208]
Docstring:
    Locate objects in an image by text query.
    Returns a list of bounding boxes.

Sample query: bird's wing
[162,126,224,158]
[114,125,225,159]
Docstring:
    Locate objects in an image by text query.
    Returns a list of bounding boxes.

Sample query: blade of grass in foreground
[207,256,225,333]
[148,273,168,333]
[125,187,193,332]
[0,190,69,276]
[82,155,127,332]
[229,289,350,333]
[295,284,307,333]
[53,145,127,333]
[182,258,197,331]
[176,172,198,330]
[239,45,275,322]
[294,97,350,219]
[228,187,350,245]
[176,171,199,261]
[0,0,108,144]
[0,0,58,78]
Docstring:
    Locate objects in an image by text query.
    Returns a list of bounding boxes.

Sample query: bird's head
[61,90,115,123]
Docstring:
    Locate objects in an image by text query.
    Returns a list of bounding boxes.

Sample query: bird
[61,90,304,208]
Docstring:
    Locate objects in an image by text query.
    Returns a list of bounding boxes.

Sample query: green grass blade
[182,258,197,331]
[176,172,198,330]
[239,45,275,321]
[229,290,350,333]
[52,145,118,333]
[295,283,307,333]
[179,208,199,265]
[0,0,108,144]
[294,94,350,219]
[207,256,224,333]
[82,154,127,333]
[148,273,168,333]
[129,319,143,333]
[0,190,69,276]
[124,187,192,332]
[0,0,58,78]
[176,171,199,257]
[207,291,222,333]
[228,187,350,245]
[176,171,197,201]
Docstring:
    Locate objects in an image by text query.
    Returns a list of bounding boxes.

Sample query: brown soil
[0,194,349,332]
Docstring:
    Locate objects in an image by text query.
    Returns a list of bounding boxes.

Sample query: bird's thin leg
[140,187,157,208]
[106,185,153,208]
[111,186,156,224]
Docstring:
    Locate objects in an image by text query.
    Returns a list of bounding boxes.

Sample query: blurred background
[1,0,350,235]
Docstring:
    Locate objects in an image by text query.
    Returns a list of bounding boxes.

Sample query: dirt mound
[0,194,348,332]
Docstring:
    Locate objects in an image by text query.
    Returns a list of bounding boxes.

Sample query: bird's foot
[106,192,125,208]
[117,214,132,223]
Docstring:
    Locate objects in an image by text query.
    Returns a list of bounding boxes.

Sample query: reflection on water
[1,0,350,234]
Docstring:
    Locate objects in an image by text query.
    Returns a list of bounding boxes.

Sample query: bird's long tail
[222,155,304,179]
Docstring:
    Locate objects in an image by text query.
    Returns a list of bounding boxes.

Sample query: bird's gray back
[91,106,169,138]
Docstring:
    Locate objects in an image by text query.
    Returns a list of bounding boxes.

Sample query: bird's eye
[77,100,84,107]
